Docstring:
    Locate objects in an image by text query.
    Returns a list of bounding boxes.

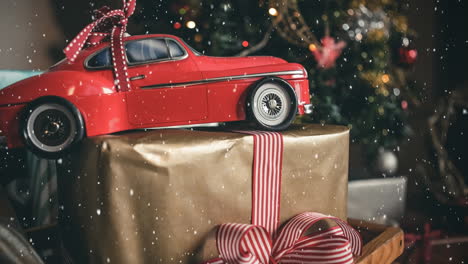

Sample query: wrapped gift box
[58,124,350,263]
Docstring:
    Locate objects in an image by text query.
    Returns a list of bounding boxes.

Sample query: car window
[87,48,111,68]
[86,38,186,69]
[126,38,169,64]
[180,39,202,55]
[167,39,185,58]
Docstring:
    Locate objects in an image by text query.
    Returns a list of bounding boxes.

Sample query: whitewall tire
[248,78,297,131]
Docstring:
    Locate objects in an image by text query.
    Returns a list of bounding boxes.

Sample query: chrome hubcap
[44,121,61,136]
[262,93,283,117]
[27,103,77,152]
[34,110,70,146]
[268,99,278,109]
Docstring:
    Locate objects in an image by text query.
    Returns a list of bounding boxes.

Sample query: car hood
[195,56,286,70]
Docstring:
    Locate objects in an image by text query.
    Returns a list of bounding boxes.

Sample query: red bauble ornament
[173,22,182,29]
[399,47,418,65]
[401,100,408,110]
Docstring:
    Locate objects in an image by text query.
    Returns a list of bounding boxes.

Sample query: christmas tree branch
[235,25,273,57]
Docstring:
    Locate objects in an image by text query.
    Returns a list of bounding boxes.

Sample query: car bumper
[304,104,313,114]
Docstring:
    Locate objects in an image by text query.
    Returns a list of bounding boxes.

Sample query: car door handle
[130,74,146,81]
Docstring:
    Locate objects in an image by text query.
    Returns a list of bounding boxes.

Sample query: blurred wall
[0,0,65,70]
[396,0,437,175]
[407,0,437,99]
[400,0,467,178]
[399,0,437,144]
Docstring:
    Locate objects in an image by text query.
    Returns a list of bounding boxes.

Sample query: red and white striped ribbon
[203,130,362,264]
[63,0,136,92]
[272,212,362,263]
[210,212,361,264]
[239,131,283,236]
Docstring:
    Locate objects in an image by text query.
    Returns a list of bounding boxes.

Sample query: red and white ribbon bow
[216,212,361,264]
[205,131,362,264]
[63,0,136,92]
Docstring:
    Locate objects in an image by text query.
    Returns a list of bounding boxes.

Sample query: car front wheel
[21,99,84,158]
[248,79,297,131]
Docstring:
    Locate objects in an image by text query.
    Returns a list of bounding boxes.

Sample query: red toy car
[0,34,311,157]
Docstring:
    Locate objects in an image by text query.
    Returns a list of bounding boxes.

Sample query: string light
[194,34,203,43]
[308,43,317,52]
[178,8,187,15]
[381,74,390,83]
[186,21,196,29]
[268,7,278,16]
[355,33,363,41]
[173,22,182,30]
[378,106,385,115]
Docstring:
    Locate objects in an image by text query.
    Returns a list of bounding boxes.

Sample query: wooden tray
[350,219,404,264]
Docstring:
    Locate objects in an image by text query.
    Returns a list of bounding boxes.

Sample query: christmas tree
[133,0,417,160]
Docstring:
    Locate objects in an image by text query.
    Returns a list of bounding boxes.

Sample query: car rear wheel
[248,79,297,131]
[21,99,84,159]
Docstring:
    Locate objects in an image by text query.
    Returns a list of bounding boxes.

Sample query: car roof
[78,34,187,59]
[91,34,182,49]
[124,33,181,41]
[49,34,190,71]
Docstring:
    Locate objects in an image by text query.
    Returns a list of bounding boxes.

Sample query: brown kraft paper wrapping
[58,124,349,264]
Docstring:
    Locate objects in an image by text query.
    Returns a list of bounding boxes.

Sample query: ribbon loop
[217,224,272,264]
[123,0,136,17]
[63,0,136,91]
[216,212,362,264]
[273,212,362,257]
[272,212,362,264]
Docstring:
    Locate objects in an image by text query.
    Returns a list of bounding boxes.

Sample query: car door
[125,37,207,126]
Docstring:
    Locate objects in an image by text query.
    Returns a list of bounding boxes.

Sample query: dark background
[1,0,467,199]
[0,1,468,262]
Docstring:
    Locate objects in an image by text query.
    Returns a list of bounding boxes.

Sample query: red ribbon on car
[63,0,136,92]
[205,131,362,264]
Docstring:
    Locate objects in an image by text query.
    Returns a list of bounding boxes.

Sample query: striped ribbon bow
[63,0,136,92]
[205,131,362,264]
[216,212,362,264]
